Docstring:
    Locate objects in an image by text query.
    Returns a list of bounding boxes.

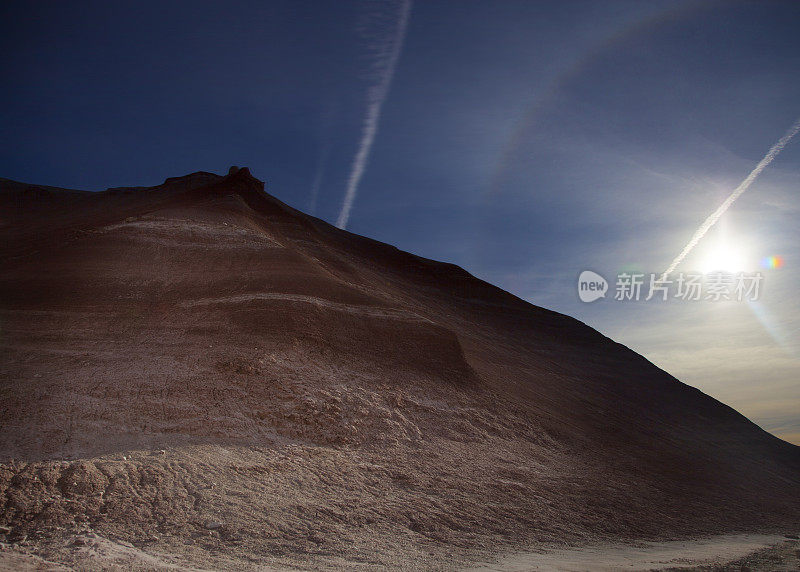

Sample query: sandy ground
[469,534,799,571]
[2,534,798,571]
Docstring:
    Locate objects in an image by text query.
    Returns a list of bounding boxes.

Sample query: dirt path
[3,533,797,570]
[469,534,797,571]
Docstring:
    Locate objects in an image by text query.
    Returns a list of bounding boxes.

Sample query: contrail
[308,104,337,215]
[308,141,330,216]
[660,116,800,281]
[336,0,412,230]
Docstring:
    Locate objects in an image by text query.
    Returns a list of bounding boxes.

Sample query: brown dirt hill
[0,168,797,570]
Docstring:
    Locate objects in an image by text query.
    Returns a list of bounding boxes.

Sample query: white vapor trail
[660,116,800,281]
[336,0,412,230]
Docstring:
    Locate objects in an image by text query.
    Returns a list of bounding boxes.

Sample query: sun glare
[698,240,750,273]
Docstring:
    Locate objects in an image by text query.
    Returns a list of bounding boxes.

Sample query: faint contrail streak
[308,143,329,215]
[308,102,338,215]
[336,0,412,230]
[660,117,800,281]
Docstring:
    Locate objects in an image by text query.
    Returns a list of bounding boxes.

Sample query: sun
[698,239,749,274]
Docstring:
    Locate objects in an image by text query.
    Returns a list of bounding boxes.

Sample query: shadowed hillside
[0,168,797,570]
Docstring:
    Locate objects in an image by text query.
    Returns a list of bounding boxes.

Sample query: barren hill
[0,168,797,569]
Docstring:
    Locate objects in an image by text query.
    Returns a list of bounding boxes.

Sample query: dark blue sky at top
[2,0,798,279]
[3,1,800,437]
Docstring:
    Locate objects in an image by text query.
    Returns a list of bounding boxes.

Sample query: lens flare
[761,255,784,269]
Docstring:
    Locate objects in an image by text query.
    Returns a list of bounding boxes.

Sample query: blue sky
[2,0,799,443]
